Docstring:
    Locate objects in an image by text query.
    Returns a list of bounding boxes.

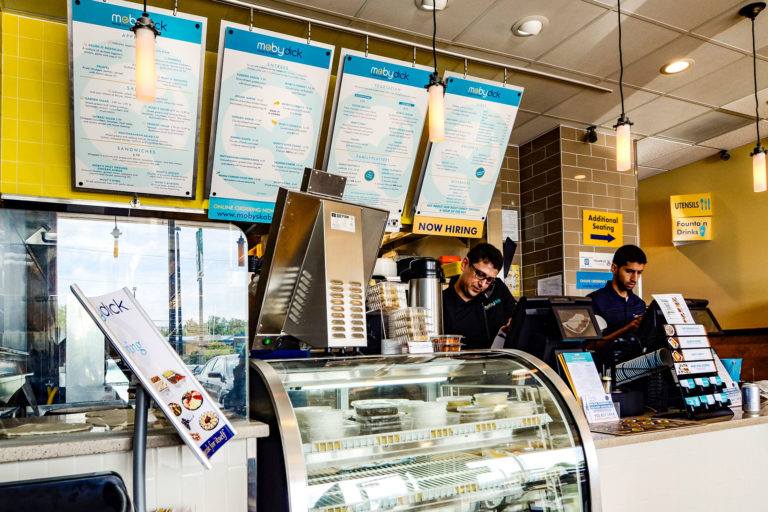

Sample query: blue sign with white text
[576,271,613,290]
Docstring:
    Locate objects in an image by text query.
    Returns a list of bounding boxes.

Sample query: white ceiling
[5,0,768,179]
[265,0,768,179]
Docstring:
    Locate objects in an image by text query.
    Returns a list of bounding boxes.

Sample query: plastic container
[436,395,473,412]
[474,392,509,406]
[351,400,399,417]
[457,404,495,423]
[505,401,536,417]
[432,334,463,352]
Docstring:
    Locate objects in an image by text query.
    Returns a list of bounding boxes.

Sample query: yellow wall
[638,142,768,329]
[0,12,215,209]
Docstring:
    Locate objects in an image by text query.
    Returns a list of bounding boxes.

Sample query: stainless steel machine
[252,169,389,349]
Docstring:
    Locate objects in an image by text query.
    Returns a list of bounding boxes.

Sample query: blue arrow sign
[591,233,615,242]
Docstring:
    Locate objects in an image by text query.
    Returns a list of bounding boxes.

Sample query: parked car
[196,354,241,406]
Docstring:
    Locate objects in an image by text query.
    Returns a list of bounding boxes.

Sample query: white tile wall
[0,439,250,512]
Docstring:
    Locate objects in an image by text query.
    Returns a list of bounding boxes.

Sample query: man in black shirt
[587,244,647,340]
[442,243,516,350]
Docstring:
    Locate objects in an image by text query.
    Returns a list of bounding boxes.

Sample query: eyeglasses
[469,263,497,285]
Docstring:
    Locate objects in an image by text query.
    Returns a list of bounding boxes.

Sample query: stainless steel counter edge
[0,420,268,463]
[592,409,768,449]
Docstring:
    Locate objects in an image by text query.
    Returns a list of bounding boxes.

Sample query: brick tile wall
[560,126,639,296]
[519,128,563,297]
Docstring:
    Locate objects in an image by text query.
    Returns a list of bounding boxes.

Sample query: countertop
[592,406,768,449]
[0,419,268,463]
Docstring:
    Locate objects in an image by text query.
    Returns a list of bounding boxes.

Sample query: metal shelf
[307,452,526,512]
[303,413,552,467]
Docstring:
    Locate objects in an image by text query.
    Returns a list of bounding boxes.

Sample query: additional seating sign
[207,23,334,223]
[413,72,523,238]
[71,284,235,469]
[68,0,206,198]
[323,50,432,232]
[670,192,712,245]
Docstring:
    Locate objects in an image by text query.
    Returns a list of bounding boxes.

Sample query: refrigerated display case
[250,350,600,512]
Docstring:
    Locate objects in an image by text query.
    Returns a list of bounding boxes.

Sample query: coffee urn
[401,258,445,337]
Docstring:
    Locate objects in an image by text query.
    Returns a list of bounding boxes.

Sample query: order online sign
[71,284,235,469]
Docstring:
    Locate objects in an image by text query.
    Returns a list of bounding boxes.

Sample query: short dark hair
[466,243,503,270]
[613,244,647,267]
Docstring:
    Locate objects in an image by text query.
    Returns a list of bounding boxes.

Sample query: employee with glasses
[442,243,516,350]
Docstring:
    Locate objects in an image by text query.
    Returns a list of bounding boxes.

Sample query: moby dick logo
[111,13,167,32]
[369,66,409,80]
[98,298,130,322]
[467,86,501,99]
[256,41,303,58]
[699,225,706,237]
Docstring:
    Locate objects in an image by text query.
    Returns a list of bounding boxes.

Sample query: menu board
[71,285,235,469]
[207,23,334,223]
[324,50,432,232]
[653,293,694,324]
[69,0,206,198]
[413,72,523,236]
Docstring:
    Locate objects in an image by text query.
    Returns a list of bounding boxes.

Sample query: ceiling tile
[700,120,768,149]
[645,145,719,170]
[508,116,562,146]
[668,56,768,108]
[545,81,658,127]
[721,88,768,118]
[658,111,752,143]
[636,137,690,165]
[454,0,607,60]
[624,96,711,136]
[637,166,669,180]
[354,0,496,41]
[609,36,742,94]
[692,6,768,56]
[273,0,368,17]
[618,0,743,32]
[537,13,679,78]
[500,73,584,113]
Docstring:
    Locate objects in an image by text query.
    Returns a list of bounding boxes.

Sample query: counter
[596,408,768,511]
[0,420,268,512]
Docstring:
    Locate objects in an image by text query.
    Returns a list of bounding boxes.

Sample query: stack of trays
[366,281,408,312]
[387,307,431,342]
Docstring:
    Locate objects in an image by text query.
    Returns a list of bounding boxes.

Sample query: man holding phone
[587,244,647,340]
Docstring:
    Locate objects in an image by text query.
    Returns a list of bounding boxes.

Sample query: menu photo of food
[169,403,182,416]
[200,411,219,431]
[150,376,168,393]
[163,370,186,385]
[182,390,203,411]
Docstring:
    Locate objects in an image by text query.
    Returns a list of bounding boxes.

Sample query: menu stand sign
[68,0,207,198]
[412,72,523,238]
[71,284,235,469]
[654,294,733,419]
[207,23,334,223]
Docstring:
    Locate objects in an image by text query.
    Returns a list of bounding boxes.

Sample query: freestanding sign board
[71,284,235,469]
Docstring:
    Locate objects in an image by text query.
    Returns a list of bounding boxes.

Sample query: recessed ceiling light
[574,174,587,180]
[511,16,549,37]
[415,0,448,11]
[660,59,694,74]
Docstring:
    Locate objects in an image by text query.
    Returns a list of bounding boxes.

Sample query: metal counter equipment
[252,169,388,349]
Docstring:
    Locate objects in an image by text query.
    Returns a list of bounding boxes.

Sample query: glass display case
[250,350,600,512]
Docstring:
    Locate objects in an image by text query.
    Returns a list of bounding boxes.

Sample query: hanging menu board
[323,50,432,232]
[69,0,206,198]
[207,23,334,223]
[71,285,236,469]
[413,72,523,237]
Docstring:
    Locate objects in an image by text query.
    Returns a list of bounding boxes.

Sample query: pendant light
[613,0,633,172]
[237,234,246,267]
[425,1,446,142]
[131,1,160,102]
[111,217,121,259]
[740,2,767,193]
